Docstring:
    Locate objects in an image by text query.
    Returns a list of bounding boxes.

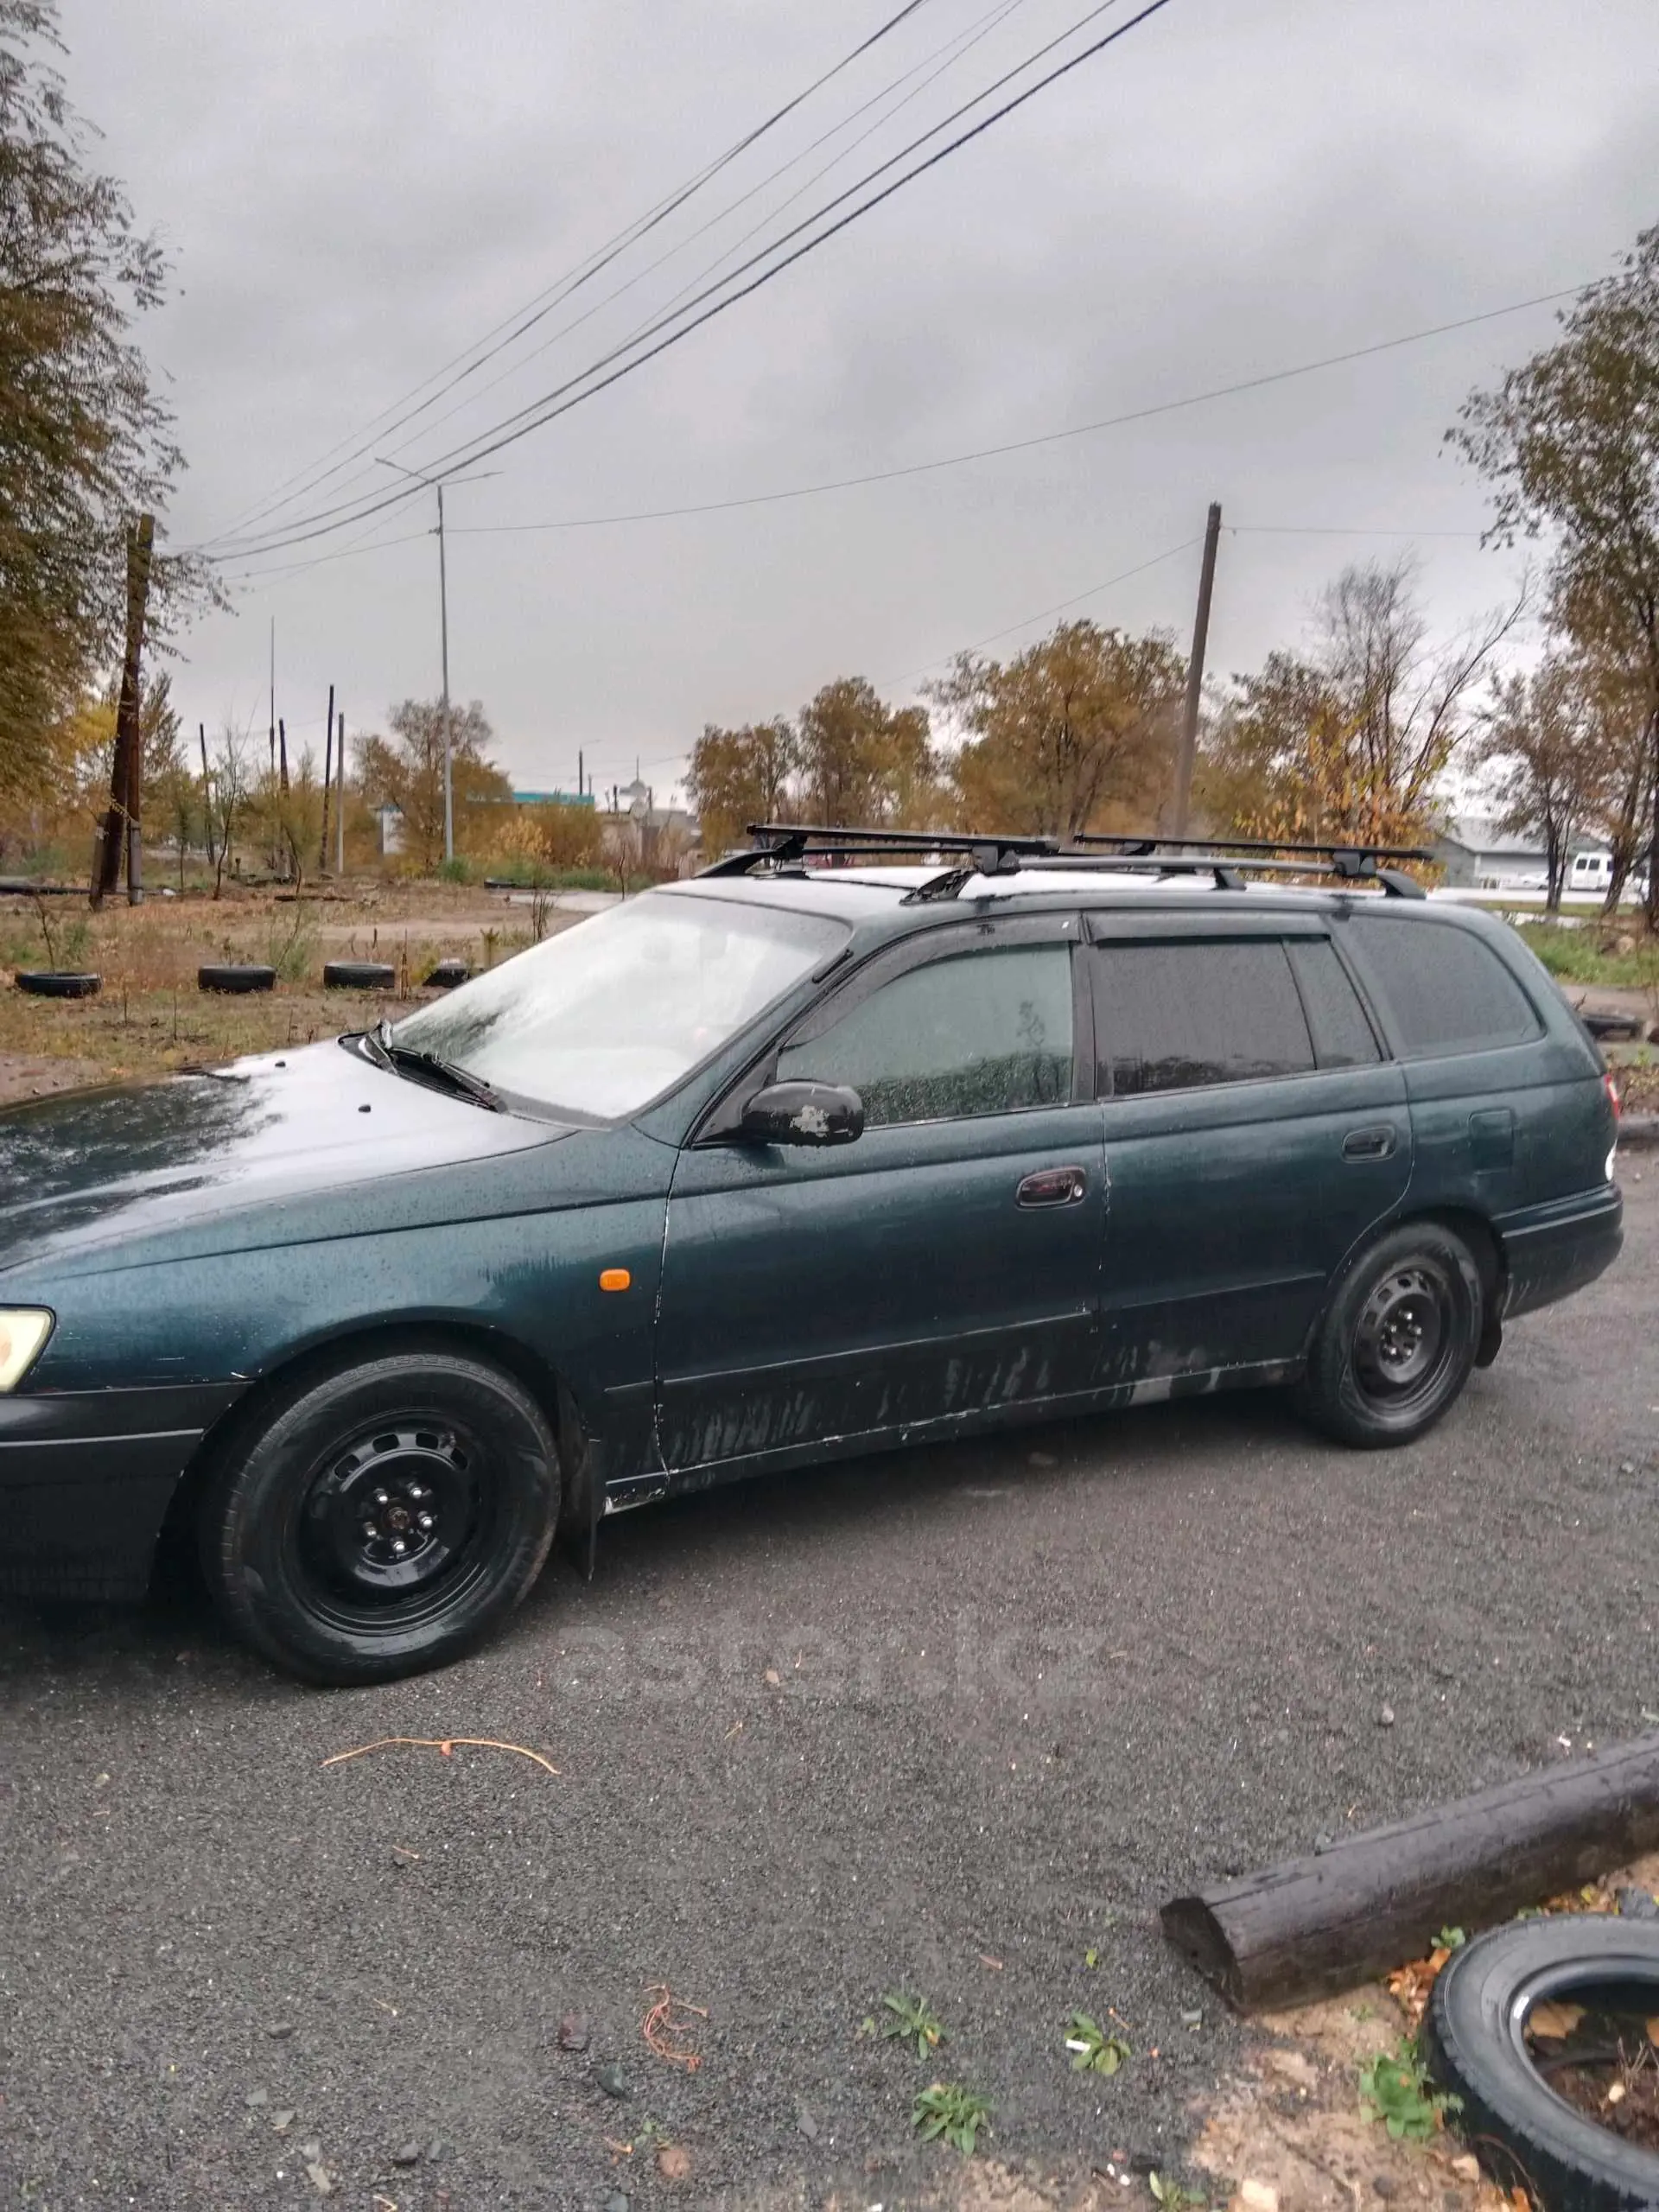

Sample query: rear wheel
[1296,1220,1484,1447]
[200,1349,559,1683]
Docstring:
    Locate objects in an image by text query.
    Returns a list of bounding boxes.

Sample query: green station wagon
[0,828,1624,1681]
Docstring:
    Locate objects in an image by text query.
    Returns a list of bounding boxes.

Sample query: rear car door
[1085,913,1411,1392]
[654,913,1104,1474]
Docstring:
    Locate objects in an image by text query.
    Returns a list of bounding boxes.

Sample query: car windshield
[388,893,846,1120]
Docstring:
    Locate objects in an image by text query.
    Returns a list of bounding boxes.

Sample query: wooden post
[1170,501,1221,837]
[92,512,156,909]
[1161,1730,1659,2012]
[319,684,334,872]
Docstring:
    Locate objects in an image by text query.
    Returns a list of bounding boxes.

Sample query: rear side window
[1092,940,1314,1096]
[776,943,1074,1126]
[1287,938,1381,1068]
[1348,916,1540,1056]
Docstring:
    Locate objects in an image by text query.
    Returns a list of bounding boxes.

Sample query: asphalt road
[3,1178,1656,2212]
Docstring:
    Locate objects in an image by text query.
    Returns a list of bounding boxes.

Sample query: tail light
[1604,1069,1622,1122]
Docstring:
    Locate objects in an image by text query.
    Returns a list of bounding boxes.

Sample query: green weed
[1358,2044,1461,2141]
[1065,2012,1131,2076]
[879,1991,945,2059]
[912,2082,990,2155]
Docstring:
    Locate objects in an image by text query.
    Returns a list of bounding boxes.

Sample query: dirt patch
[0,1051,105,1103]
[1529,2006,1659,2153]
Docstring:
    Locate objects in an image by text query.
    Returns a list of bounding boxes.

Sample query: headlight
[0,1310,53,1392]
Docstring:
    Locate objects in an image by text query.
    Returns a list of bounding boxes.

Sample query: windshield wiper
[368,1019,504,1111]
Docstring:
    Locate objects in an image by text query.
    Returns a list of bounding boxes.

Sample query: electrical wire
[203,0,1176,561]
[195,0,944,550]
[340,0,1038,507]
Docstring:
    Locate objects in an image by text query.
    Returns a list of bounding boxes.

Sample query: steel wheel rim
[1351,1260,1456,1414]
[294,1417,495,1630]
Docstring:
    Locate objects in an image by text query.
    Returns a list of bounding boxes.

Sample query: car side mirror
[739,1079,864,1147]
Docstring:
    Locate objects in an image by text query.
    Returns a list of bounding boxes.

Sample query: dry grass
[0,878,578,1085]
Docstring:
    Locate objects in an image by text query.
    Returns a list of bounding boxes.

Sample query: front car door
[1085,912,1412,1396]
[653,912,1104,1478]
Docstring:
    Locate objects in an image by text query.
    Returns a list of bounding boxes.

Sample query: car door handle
[1342,1126,1396,1162]
[1016,1165,1088,1208]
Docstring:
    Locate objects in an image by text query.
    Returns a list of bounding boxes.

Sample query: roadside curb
[1620,1115,1659,1149]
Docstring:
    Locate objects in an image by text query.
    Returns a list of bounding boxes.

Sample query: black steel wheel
[15,970,100,999]
[1295,1220,1483,1447]
[324,959,396,990]
[200,1348,559,1683]
[1425,1916,1659,2212]
[198,963,276,995]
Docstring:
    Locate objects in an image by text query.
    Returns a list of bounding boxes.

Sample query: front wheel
[1295,1221,1484,1448]
[200,1349,560,1684]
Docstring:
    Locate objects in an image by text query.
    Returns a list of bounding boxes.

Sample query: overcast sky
[59,0,1656,801]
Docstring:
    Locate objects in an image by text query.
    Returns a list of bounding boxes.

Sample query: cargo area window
[1092,939,1316,1096]
[775,944,1074,1127]
[1347,916,1541,1055]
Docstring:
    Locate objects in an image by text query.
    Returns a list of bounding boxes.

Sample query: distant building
[511,789,595,810]
[1433,813,1608,891]
[375,802,405,857]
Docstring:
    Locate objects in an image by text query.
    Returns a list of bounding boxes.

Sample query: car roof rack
[698,823,1433,901]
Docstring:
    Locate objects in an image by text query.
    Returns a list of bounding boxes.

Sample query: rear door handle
[1016,1165,1088,1208]
[1342,1126,1396,1162]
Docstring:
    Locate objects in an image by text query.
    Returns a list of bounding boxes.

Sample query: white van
[1568,850,1614,894]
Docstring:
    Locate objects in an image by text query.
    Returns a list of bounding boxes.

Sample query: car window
[1092,939,1315,1096]
[775,944,1074,1127]
[390,893,847,1119]
[1287,938,1382,1068]
[1348,916,1540,1055]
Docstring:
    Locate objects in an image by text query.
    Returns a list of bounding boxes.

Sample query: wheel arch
[1306,1203,1507,1361]
[151,1317,590,1593]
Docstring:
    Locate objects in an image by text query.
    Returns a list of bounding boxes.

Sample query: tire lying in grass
[15,970,101,999]
[1424,1915,1659,2210]
[322,960,396,990]
[198,963,276,995]
[424,958,470,989]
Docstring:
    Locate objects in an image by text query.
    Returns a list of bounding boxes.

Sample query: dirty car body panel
[0,866,1623,1619]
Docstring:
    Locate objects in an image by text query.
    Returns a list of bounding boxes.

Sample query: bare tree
[1476,659,1611,911]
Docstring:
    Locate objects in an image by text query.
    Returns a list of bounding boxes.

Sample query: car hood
[0,1036,566,1277]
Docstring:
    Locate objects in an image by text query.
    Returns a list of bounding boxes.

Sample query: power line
[339,0,1038,512]
[194,0,944,551]
[414,285,1579,539]
[205,0,1174,562]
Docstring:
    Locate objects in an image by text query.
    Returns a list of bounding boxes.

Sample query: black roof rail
[696,823,1433,900]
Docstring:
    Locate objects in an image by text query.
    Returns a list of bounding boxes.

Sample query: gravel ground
[2,1179,1656,2211]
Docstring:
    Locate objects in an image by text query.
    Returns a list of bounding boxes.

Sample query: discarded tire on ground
[322,960,396,990]
[1425,1916,1659,2211]
[198,963,276,995]
[424,958,470,989]
[15,970,101,999]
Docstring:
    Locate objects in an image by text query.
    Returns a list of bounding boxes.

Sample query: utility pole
[436,480,453,865]
[319,683,334,872]
[200,721,217,874]
[92,512,155,908]
[1171,501,1222,838]
[269,618,276,777]
[578,748,584,800]
[336,711,346,874]
[376,458,499,869]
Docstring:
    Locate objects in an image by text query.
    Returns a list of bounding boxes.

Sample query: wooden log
[1161,1732,1659,2012]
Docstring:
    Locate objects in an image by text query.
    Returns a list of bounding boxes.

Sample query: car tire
[15,969,101,998]
[198,963,276,994]
[1295,1219,1482,1447]
[323,960,396,989]
[199,1348,560,1684]
[1424,1916,1659,2210]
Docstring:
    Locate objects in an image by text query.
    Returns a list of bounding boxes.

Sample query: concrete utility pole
[336,710,346,875]
[377,459,499,868]
[1171,501,1223,837]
